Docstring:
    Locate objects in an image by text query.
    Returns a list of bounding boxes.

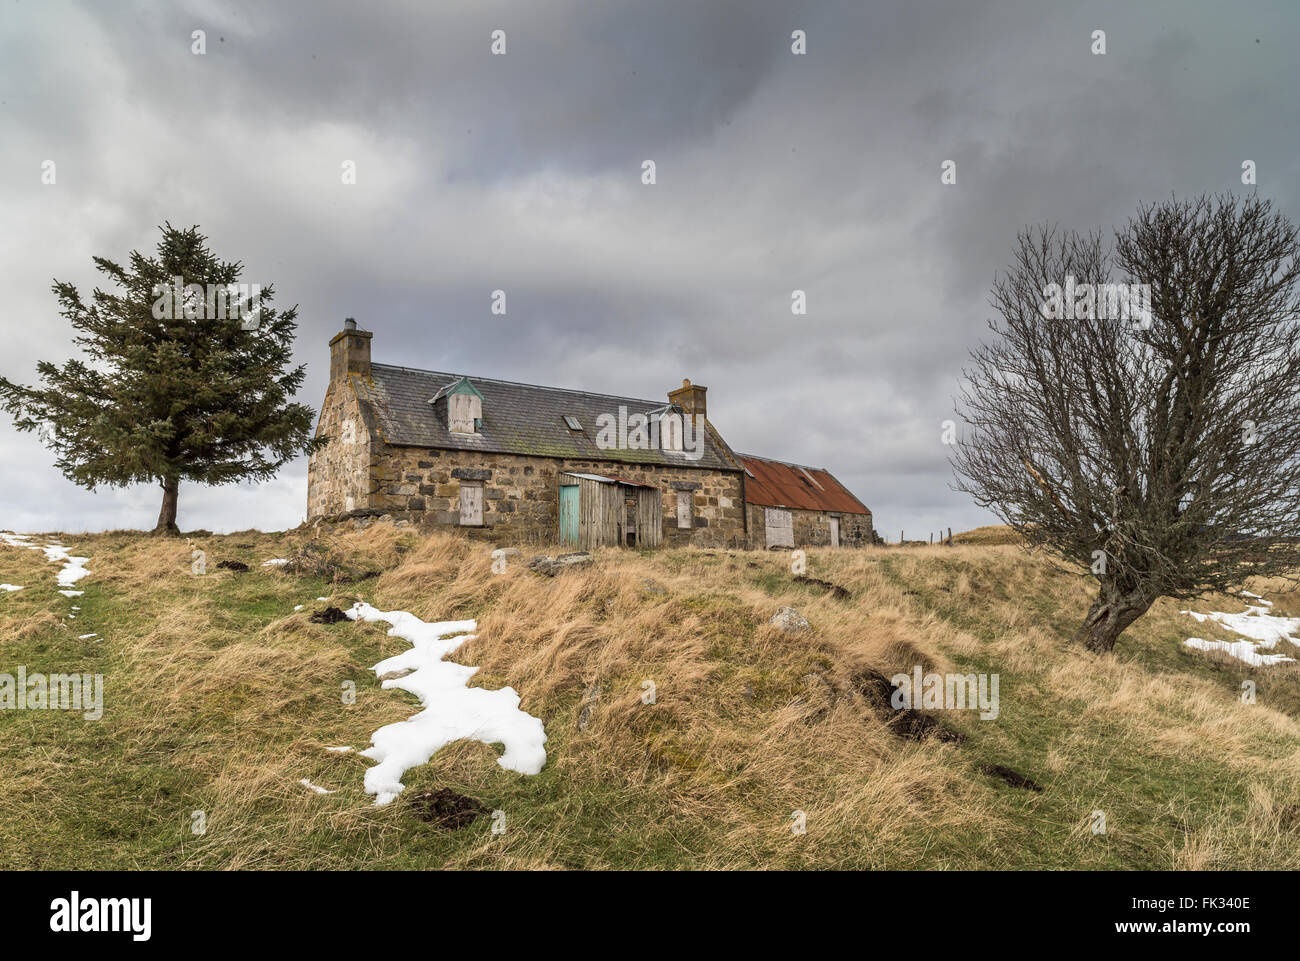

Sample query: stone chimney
[329,317,372,382]
[668,378,707,420]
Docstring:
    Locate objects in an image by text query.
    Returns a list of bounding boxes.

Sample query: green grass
[2,528,1299,869]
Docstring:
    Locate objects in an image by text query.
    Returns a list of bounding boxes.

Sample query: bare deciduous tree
[953,195,1300,653]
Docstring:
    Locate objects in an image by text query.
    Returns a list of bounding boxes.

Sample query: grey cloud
[1,0,1298,539]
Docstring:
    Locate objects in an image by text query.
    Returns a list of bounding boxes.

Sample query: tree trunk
[152,476,180,536]
[1075,583,1150,653]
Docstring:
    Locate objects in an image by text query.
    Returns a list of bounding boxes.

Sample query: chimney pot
[344,317,357,330]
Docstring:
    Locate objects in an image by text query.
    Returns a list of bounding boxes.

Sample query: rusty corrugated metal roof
[738,454,870,514]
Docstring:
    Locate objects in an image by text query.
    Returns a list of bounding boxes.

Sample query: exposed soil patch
[793,575,852,600]
[978,763,1044,792]
[309,606,349,624]
[851,668,965,744]
[215,560,249,573]
[409,788,490,829]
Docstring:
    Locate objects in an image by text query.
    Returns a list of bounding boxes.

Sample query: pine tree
[0,224,323,534]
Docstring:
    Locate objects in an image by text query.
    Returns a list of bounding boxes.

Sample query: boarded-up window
[765,507,793,548]
[660,412,683,452]
[449,393,481,434]
[459,481,483,525]
[676,491,693,529]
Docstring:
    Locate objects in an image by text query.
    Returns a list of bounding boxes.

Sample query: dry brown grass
[4,521,1300,869]
[951,525,1024,546]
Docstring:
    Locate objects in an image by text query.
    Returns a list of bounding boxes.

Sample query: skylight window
[799,467,824,491]
[563,415,583,431]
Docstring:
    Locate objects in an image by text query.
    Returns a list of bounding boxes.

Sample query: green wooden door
[559,485,580,546]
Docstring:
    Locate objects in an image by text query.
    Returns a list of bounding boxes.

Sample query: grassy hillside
[2,523,1299,869]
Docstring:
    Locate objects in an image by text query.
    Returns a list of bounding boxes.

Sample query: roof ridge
[737,452,829,472]
[370,362,667,408]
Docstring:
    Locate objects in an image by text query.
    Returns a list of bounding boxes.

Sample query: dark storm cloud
[1,0,1297,536]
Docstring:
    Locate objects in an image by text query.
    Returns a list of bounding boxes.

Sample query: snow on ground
[78,633,98,641]
[299,779,334,795]
[346,601,548,806]
[1,584,22,592]
[43,545,91,587]
[1184,637,1295,667]
[1,532,90,589]
[325,746,354,753]
[262,558,288,567]
[1182,594,1299,666]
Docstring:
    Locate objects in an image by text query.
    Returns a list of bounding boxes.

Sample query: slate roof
[355,363,740,472]
[738,454,871,514]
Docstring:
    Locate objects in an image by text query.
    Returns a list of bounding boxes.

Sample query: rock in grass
[769,605,811,636]
[577,682,601,731]
[529,552,593,576]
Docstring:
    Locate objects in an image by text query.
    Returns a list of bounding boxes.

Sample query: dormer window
[435,376,484,435]
[656,408,684,452]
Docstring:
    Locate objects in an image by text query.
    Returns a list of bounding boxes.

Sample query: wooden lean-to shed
[559,473,663,550]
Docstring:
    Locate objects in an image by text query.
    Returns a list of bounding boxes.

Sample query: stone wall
[354,442,746,548]
[307,376,372,519]
[561,457,746,548]
[306,369,869,552]
[745,503,874,550]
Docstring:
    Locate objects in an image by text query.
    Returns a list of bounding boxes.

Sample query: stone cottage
[307,320,874,550]
[738,454,874,549]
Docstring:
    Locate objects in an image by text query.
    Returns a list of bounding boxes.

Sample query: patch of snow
[299,778,334,795]
[1,534,90,588]
[78,633,98,640]
[346,601,547,806]
[1,584,22,592]
[316,596,327,601]
[1185,637,1295,667]
[59,590,83,598]
[1182,595,1300,666]
[293,604,304,611]
[262,558,288,567]
[1181,607,1300,648]
[41,544,91,587]
[325,746,354,753]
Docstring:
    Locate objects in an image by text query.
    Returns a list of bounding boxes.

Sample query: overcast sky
[2,0,1297,536]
